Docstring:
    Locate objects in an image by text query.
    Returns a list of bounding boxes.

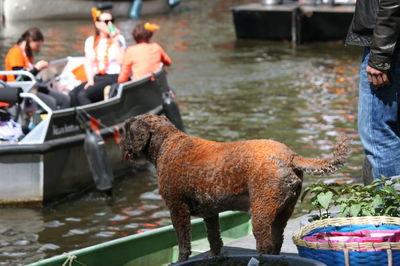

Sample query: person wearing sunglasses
[70,8,126,106]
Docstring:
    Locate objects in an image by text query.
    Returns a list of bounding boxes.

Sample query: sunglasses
[97,19,114,24]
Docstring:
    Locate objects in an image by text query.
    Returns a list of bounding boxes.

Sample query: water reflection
[0,209,44,265]
[0,0,364,264]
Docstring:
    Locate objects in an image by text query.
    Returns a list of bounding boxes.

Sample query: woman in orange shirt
[118,22,172,83]
[4,27,70,109]
[5,28,48,82]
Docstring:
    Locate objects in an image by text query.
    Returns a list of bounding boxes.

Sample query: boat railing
[19,92,53,115]
[17,92,53,144]
[0,71,53,144]
[0,70,37,93]
[19,92,53,144]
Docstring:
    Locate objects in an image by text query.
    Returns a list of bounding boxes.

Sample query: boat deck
[28,211,301,265]
[191,215,301,260]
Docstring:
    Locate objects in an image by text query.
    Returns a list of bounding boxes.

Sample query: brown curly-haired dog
[121,114,351,262]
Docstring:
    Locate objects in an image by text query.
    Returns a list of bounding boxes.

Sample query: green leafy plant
[301,177,400,220]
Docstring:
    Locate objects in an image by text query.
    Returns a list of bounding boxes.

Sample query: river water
[0,0,363,265]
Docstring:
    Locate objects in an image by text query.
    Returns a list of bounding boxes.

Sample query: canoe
[1,0,180,21]
[28,211,252,266]
[0,57,184,206]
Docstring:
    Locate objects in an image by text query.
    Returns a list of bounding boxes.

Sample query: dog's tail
[291,135,351,176]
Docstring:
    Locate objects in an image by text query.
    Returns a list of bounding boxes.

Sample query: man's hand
[34,60,49,71]
[366,65,390,89]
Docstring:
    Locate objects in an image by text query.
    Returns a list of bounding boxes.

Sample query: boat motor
[84,129,114,192]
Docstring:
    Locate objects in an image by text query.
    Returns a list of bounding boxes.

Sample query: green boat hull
[29,211,252,266]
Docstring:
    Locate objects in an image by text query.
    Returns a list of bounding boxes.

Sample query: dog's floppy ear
[129,118,151,156]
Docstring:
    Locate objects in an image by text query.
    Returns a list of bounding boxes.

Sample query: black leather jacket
[345,0,400,71]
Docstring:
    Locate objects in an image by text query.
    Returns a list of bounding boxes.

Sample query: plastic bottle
[108,24,116,34]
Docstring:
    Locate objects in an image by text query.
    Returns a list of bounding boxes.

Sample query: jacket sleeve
[368,0,400,71]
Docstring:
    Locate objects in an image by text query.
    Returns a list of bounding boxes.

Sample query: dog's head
[120,114,174,162]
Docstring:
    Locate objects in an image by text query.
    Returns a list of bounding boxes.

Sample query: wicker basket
[293,216,400,266]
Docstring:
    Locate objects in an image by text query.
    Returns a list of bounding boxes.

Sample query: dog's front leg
[204,215,223,256]
[169,201,192,261]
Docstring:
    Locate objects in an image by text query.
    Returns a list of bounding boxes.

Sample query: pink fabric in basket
[303,230,400,243]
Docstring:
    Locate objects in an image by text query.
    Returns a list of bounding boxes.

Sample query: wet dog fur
[120,114,351,262]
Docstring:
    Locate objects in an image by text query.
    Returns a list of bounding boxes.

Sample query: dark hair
[132,23,153,43]
[17,27,44,60]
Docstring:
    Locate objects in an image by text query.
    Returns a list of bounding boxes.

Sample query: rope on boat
[76,108,120,143]
[61,253,87,266]
[76,108,110,133]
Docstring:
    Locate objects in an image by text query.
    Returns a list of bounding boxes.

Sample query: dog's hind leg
[249,181,280,254]
[249,160,301,254]
[204,214,223,256]
[271,166,302,253]
[168,201,192,261]
[271,191,299,253]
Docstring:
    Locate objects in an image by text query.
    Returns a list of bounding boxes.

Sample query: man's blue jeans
[358,48,400,179]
